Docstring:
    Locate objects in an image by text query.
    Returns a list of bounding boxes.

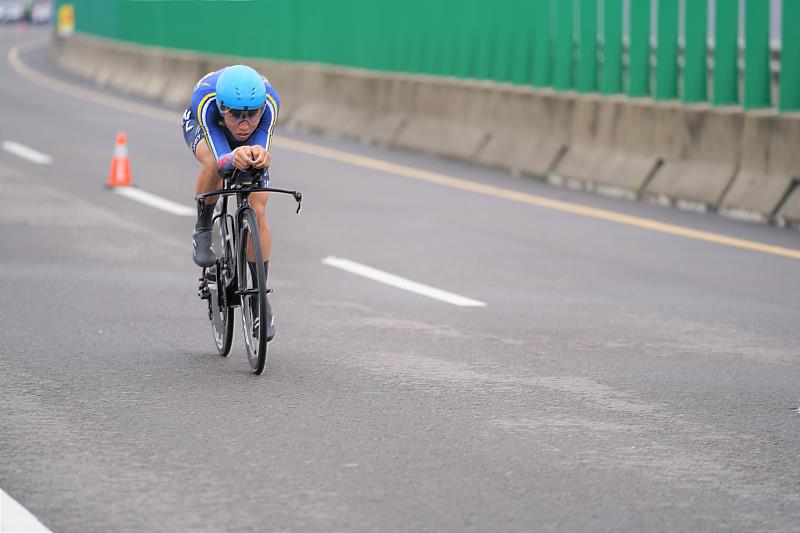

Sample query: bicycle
[196,168,302,375]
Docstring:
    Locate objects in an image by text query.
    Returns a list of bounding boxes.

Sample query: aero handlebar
[194,169,303,214]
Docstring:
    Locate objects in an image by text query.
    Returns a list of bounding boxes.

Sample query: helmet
[215,65,267,112]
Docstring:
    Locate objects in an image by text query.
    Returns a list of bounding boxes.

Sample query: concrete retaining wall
[646,104,743,210]
[477,89,571,177]
[780,187,800,227]
[50,33,800,227]
[719,111,800,223]
[553,97,660,199]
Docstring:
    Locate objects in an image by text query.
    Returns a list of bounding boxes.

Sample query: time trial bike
[196,168,302,375]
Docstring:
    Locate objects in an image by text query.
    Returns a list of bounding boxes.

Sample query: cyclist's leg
[248,191,271,262]
[192,141,221,267]
[247,190,275,340]
[194,141,222,202]
[183,108,220,267]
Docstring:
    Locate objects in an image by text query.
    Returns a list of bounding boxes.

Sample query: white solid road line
[113,186,196,217]
[322,256,487,307]
[1,140,52,165]
[0,489,51,532]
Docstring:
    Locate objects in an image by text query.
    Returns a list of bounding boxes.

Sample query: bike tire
[237,208,268,374]
[208,200,234,356]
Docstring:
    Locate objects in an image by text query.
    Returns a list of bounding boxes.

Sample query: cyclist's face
[222,106,264,140]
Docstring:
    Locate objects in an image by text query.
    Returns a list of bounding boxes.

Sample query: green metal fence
[56,0,800,112]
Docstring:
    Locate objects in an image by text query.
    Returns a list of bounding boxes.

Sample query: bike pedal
[197,284,210,300]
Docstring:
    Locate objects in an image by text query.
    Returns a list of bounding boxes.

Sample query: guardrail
[54,0,798,112]
[49,32,800,228]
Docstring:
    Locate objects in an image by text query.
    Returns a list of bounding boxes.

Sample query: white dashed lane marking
[1,140,52,165]
[323,256,487,307]
[112,186,196,217]
[0,489,51,532]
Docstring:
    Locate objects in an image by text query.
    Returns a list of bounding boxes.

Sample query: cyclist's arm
[194,92,238,174]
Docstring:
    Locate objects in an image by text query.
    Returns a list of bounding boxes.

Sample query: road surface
[2,28,799,532]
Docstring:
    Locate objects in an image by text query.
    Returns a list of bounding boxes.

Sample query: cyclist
[182,64,280,341]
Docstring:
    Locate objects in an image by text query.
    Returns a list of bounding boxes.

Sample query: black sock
[196,201,215,231]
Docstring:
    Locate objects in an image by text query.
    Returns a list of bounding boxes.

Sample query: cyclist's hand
[232,146,256,170]
[250,145,271,169]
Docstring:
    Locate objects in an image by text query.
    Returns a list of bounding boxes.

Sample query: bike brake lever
[294,192,303,214]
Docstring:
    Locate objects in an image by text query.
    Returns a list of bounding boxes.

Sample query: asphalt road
[2,28,800,532]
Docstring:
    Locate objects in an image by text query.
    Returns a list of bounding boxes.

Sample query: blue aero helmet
[215,65,267,112]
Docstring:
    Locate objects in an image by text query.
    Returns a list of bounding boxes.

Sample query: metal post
[454,0,477,78]
[473,0,492,79]
[577,0,598,92]
[602,0,623,94]
[744,0,771,108]
[532,0,552,86]
[628,0,651,97]
[553,0,574,90]
[655,0,679,99]
[683,0,708,103]
[713,0,739,105]
[511,0,534,84]
[780,0,800,111]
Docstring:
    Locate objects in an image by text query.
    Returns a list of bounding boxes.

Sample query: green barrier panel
[577,0,597,92]
[418,0,434,75]
[353,0,370,70]
[57,0,793,113]
[713,0,739,105]
[780,0,800,111]
[532,0,552,87]
[386,1,404,72]
[373,0,392,72]
[453,0,476,78]
[427,1,450,76]
[744,0,771,109]
[601,0,622,94]
[493,4,513,82]
[68,0,118,40]
[683,0,708,103]
[472,0,492,80]
[655,0,678,100]
[628,0,650,97]
[509,0,534,85]
[553,0,574,91]
[508,3,527,83]
[436,1,455,77]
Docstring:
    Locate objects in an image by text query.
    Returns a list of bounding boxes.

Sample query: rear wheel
[237,208,268,374]
[208,200,234,356]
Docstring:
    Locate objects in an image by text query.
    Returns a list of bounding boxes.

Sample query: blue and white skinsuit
[182,68,280,184]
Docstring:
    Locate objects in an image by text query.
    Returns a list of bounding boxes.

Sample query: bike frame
[195,168,302,371]
[195,175,302,309]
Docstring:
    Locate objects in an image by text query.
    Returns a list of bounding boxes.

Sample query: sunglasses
[220,105,265,123]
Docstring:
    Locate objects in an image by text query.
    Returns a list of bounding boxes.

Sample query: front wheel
[208,201,234,356]
[237,208,268,374]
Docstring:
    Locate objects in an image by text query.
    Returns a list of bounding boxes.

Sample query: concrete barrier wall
[720,111,800,222]
[476,89,571,177]
[553,96,661,199]
[646,104,743,210]
[50,33,800,227]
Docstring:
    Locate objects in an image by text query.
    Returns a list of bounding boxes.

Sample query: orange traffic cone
[106,132,132,187]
